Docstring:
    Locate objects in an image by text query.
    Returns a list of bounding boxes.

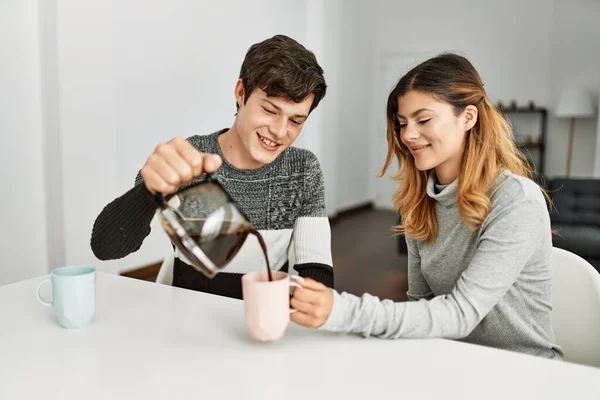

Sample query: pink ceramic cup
[241,270,302,341]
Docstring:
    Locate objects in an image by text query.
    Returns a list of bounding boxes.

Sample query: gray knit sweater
[321,170,563,359]
[91,129,334,298]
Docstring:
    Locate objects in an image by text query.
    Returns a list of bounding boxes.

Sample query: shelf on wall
[498,103,548,177]
[516,142,544,149]
[499,107,548,114]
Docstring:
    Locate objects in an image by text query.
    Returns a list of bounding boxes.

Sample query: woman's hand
[290,277,334,328]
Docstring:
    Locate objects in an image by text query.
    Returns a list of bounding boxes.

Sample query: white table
[1,272,599,400]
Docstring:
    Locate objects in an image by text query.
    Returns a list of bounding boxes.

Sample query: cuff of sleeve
[295,263,334,288]
[318,289,345,332]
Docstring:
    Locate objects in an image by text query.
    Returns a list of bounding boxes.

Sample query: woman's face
[396,90,476,184]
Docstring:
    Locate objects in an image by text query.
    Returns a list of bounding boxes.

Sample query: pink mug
[241,270,302,341]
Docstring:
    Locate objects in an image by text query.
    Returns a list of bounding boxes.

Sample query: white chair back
[551,247,600,368]
[155,251,174,285]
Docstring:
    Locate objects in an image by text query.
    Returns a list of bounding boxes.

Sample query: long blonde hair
[379,53,538,243]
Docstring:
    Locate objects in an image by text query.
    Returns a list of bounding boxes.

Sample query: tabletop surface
[1,272,599,400]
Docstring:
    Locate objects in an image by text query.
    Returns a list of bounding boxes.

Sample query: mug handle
[36,278,52,307]
[289,280,303,314]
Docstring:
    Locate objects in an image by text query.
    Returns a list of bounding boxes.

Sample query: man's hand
[290,277,334,328]
[141,136,222,195]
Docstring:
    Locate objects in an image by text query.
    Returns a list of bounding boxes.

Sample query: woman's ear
[234,79,245,108]
[464,105,478,131]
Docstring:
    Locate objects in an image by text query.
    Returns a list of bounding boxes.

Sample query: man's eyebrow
[263,99,308,119]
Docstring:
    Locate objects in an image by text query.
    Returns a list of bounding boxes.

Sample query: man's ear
[234,79,245,108]
[464,105,478,131]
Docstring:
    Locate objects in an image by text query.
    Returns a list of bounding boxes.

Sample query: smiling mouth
[411,144,430,151]
[257,133,280,148]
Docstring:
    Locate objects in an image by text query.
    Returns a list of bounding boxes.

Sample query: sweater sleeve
[405,236,434,301]
[292,152,334,288]
[90,175,157,260]
[320,199,547,339]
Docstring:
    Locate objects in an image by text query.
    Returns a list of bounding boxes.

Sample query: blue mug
[36,266,96,329]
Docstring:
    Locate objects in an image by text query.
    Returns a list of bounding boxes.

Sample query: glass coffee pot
[152,173,255,278]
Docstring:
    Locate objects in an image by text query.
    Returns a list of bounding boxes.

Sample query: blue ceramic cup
[36,266,96,329]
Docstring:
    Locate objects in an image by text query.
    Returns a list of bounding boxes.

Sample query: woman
[290,53,563,359]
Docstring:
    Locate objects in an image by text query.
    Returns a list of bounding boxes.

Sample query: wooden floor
[133,208,409,301]
[331,209,408,302]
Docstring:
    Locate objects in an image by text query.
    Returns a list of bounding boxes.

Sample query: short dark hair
[237,34,327,113]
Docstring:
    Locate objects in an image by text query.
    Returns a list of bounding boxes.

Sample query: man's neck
[217,126,263,170]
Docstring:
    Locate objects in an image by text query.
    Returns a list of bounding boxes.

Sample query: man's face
[234,80,314,168]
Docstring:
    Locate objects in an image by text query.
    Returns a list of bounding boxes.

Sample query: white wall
[40,0,65,272]
[56,0,310,274]
[290,0,334,212]
[4,0,599,284]
[547,0,600,178]
[369,0,600,208]
[0,0,49,285]
[292,0,377,216]
[302,0,375,214]
[334,1,375,211]
[2,0,370,282]
[370,0,555,208]
[54,0,375,273]
[56,0,120,274]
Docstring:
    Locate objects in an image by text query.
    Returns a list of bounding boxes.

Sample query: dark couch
[397,177,600,273]
[548,178,600,272]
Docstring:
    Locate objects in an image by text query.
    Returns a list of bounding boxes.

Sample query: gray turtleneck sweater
[320,170,563,359]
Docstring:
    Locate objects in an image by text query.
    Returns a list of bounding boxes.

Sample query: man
[91,34,333,299]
